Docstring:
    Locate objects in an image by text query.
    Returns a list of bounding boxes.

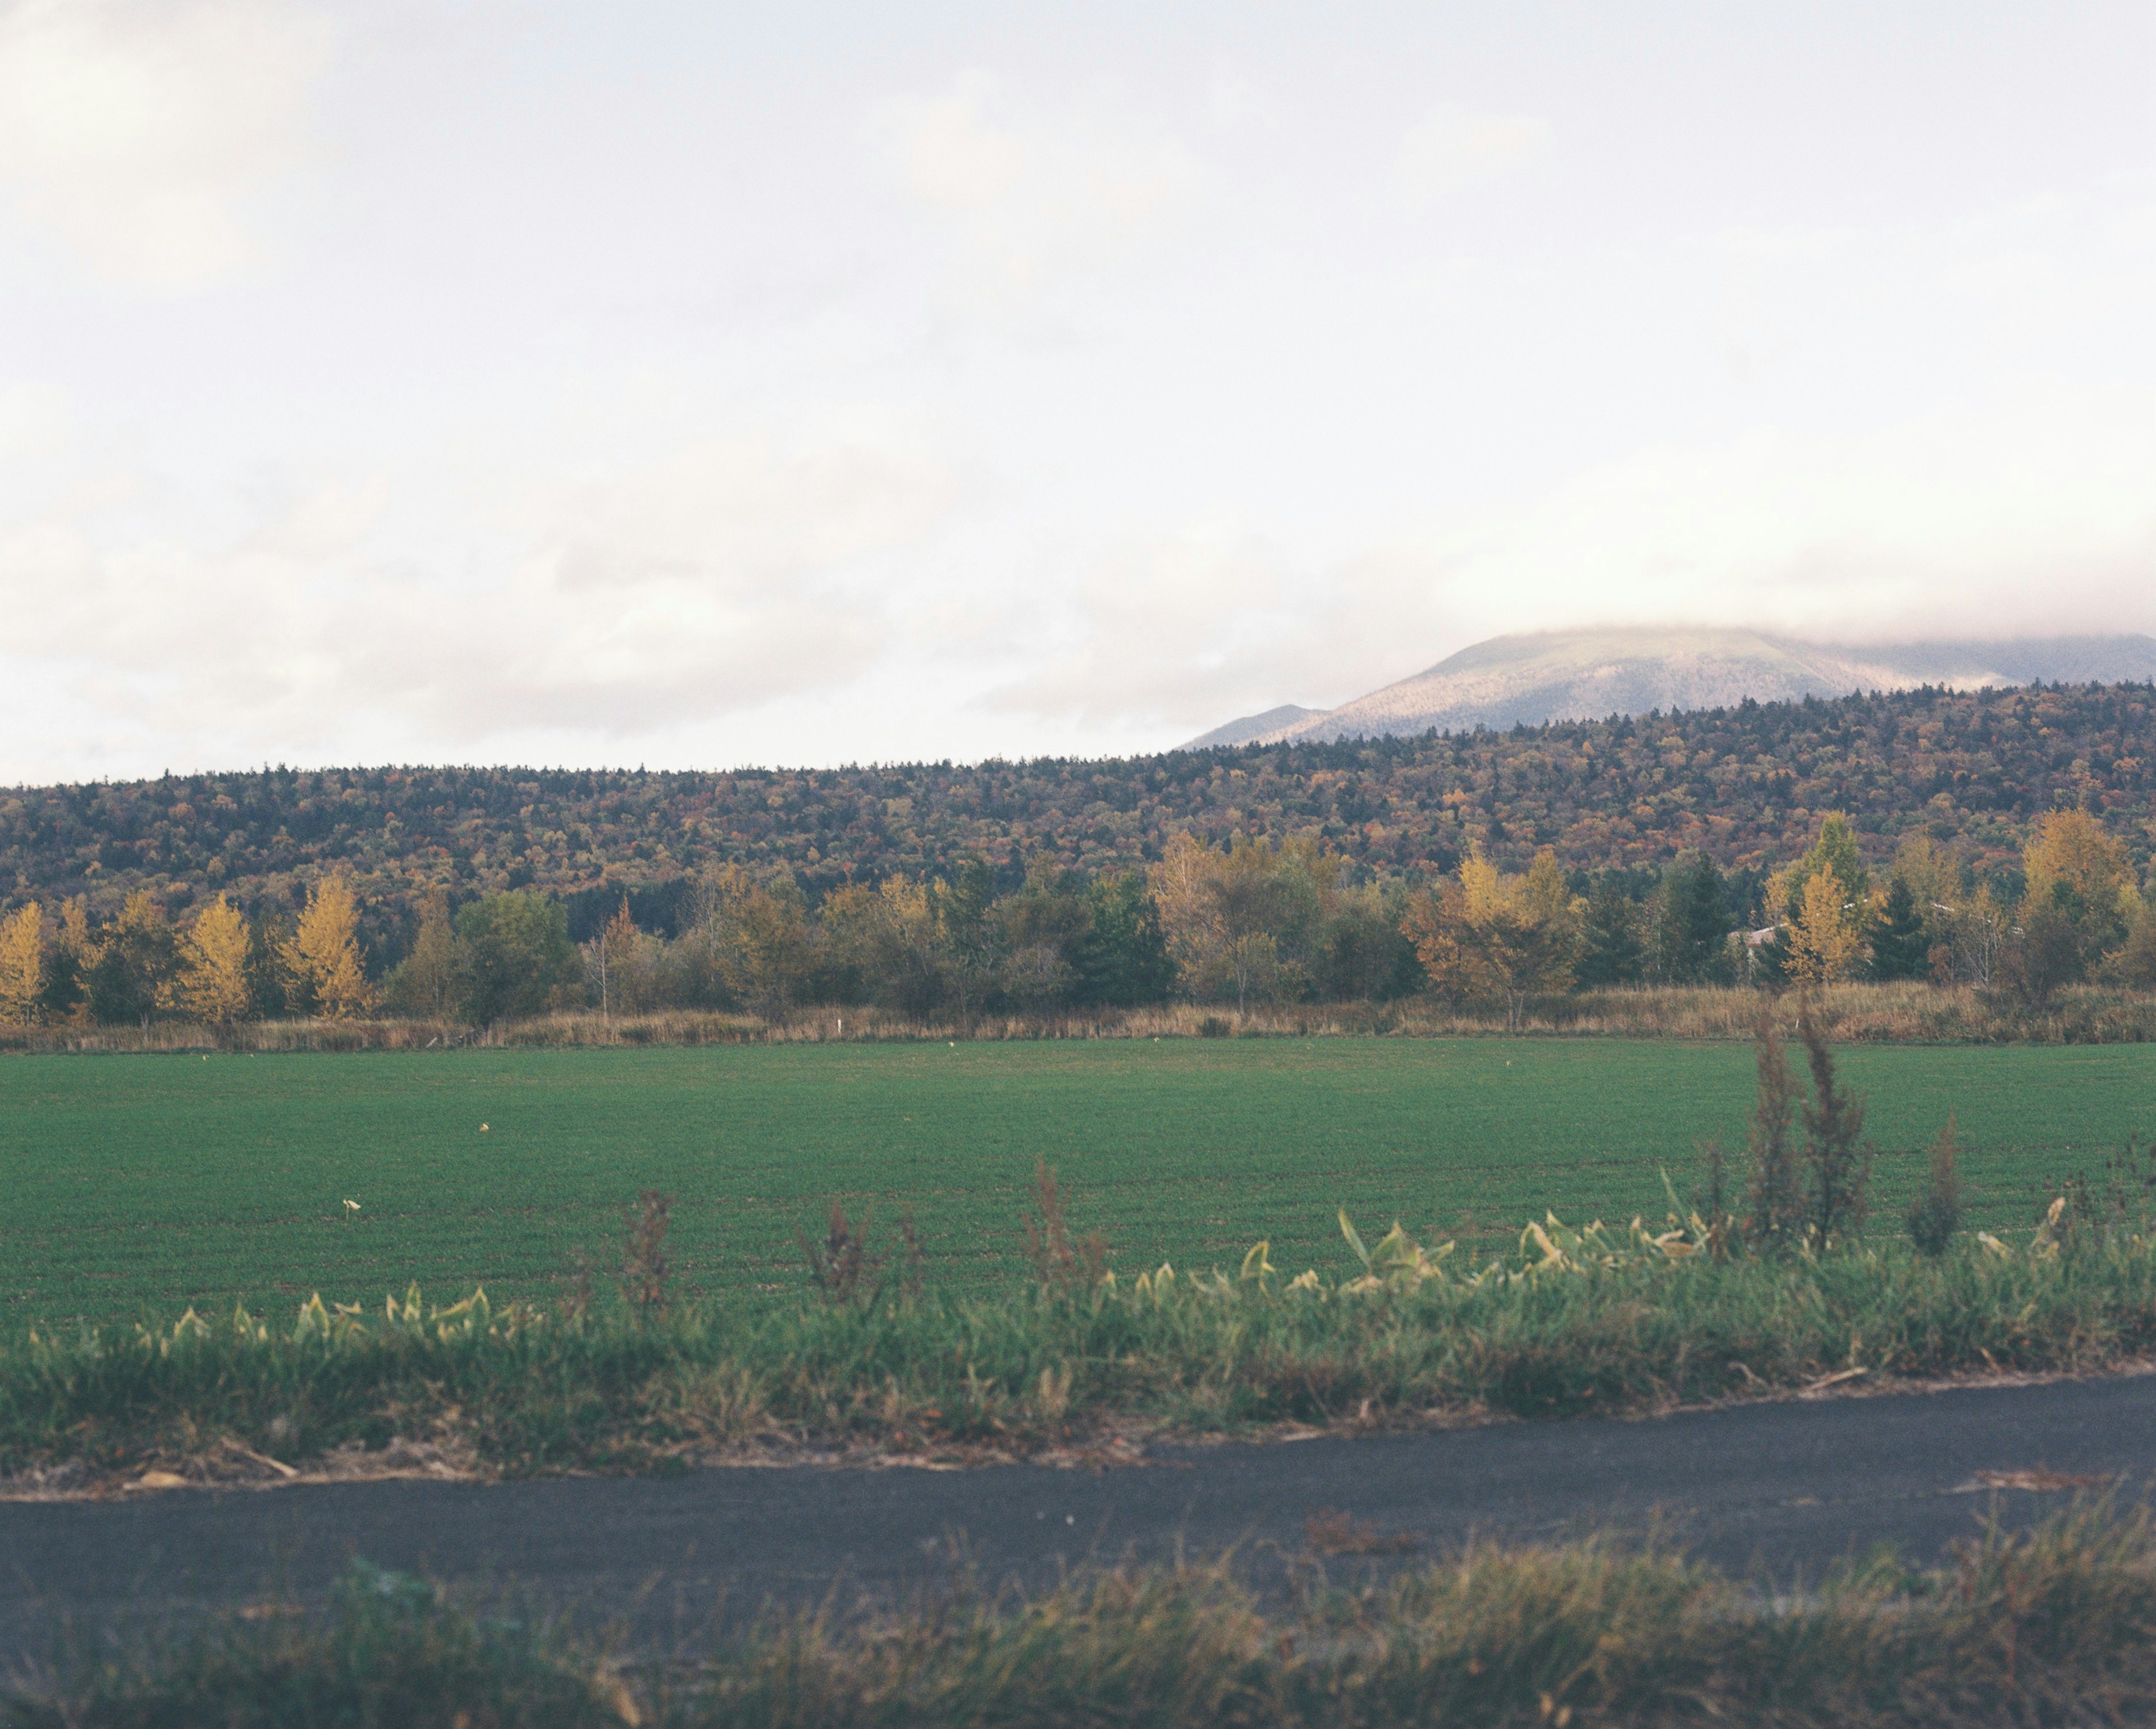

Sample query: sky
[2,1,2153,784]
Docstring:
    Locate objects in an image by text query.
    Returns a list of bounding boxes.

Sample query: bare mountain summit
[1182,628,2156,749]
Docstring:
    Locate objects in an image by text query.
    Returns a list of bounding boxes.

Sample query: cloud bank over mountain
[1184,630,2156,749]
[2,4,2152,782]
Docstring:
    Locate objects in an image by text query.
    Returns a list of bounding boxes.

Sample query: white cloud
[1395,104,1551,202]
[873,71,1205,300]
[537,437,961,597]
[1399,380,2156,646]
[1203,70,1272,132]
[4,17,2154,778]
[0,0,330,286]
[983,377,2156,739]
[0,380,69,457]
[0,430,966,773]
[983,530,1458,730]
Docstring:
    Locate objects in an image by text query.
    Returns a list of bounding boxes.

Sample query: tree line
[3,809,2149,1030]
[1406,807,2156,1028]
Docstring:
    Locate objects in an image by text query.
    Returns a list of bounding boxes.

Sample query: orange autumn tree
[392,887,460,1021]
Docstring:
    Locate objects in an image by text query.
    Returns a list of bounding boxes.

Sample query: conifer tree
[1575,879,1644,986]
[1868,877,1929,980]
[87,891,176,1026]
[1651,854,1732,983]
[1078,871,1181,1004]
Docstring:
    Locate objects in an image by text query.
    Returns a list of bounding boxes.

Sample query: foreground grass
[7,1223,2156,1485]
[16,1507,2156,1726]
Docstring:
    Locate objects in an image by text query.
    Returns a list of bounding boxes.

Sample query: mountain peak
[1182,628,2156,749]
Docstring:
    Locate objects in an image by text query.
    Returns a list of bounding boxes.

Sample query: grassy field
[3,1038,2153,1326]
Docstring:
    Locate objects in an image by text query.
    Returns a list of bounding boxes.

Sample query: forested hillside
[4,681,2154,1030]
[4,683,2153,956]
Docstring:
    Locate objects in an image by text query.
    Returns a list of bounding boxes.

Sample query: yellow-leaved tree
[1890,832,1961,921]
[386,887,460,1021]
[2023,808,2138,968]
[1401,845,1581,1027]
[282,877,372,1018]
[59,897,94,968]
[581,893,668,1019]
[177,894,254,1024]
[818,874,944,1018]
[2007,808,2139,998]
[695,864,820,1021]
[586,895,634,1020]
[2023,808,2134,916]
[1147,833,1333,1013]
[1785,866,1866,984]
[0,903,43,1024]
[1766,812,1875,978]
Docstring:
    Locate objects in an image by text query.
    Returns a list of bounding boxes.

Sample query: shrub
[1797,994,1869,1245]
[1744,1007,1804,1248]
[800,1199,880,1303]
[1906,1115,1964,1257]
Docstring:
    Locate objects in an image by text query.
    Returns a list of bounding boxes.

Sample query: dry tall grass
[6,982,2154,1053]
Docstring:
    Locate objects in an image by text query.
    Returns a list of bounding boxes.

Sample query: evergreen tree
[934,858,1002,1021]
[1652,854,1733,984]
[1869,877,1929,980]
[994,859,1091,1011]
[1575,878,1644,986]
[87,891,176,1025]
[1072,871,1175,1006]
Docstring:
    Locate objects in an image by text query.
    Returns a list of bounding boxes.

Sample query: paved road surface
[4,1373,2152,1656]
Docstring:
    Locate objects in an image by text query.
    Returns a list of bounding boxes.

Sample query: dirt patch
[11,1361,2155,1503]
[0,1435,476,1503]
[1302,1509,1418,1555]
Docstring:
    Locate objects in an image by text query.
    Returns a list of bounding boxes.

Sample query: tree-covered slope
[3,683,2153,946]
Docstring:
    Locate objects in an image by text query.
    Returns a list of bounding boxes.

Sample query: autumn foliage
[281,877,373,1018]
[2,682,2154,1029]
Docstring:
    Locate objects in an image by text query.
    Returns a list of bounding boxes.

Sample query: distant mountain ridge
[1182,628,2156,749]
[1180,703,1322,749]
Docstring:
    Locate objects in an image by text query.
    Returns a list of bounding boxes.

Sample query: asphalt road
[4,1372,2154,1657]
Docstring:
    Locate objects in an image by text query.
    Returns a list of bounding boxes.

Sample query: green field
[3,1039,2153,1325]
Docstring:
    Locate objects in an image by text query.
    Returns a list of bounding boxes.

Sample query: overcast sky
[2,1,2153,783]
